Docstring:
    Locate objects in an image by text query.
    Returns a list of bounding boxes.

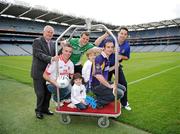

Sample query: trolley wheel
[98,117,110,128]
[60,114,71,124]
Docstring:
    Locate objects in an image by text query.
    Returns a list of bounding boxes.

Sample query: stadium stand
[0,44,29,55]
[150,45,166,52]
[163,45,179,52]
[175,45,180,52]
[19,44,32,54]
[139,45,155,52]
[128,26,180,52]
[0,49,7,56]
[0,0,180,56]
[132,46,145,52]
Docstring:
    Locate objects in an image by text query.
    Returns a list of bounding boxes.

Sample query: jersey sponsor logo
[104,66,109,71]
[101,62,105,70]
[95,63,101,70]
[59,73,69,76]
[95,63,102,74]
[73,49,82,54]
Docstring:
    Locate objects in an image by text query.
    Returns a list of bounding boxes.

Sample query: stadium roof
[118,18,180,31]
[0,0,118,30]
[0,0,180,31]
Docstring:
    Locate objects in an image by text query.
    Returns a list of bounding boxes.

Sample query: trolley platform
[55,101,121,128]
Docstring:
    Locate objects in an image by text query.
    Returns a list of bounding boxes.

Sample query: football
[56,75,70,88]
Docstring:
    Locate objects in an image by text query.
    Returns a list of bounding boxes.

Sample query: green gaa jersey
[69,38,94,64]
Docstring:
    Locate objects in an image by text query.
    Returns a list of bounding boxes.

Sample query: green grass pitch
[0,52,180,134]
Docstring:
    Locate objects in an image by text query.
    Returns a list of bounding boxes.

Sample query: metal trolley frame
[55,19,120,128]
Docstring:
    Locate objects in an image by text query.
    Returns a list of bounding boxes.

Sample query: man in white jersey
[43,43,74,106]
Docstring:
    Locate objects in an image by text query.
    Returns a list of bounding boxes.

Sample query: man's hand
[118,55,122,61]
[109,66,115,72]
[112,83,117,96]
[51,55,59,62]
[81,99,87,105]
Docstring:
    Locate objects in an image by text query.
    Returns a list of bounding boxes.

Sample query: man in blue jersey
[92,39,125,109]
[94,27,131,111]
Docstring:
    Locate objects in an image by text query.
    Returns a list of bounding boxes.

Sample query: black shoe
[43,110,54,115]
[96,104,104,109]
[36,112,43,119]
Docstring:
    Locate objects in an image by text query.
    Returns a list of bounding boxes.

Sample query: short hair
[119,27,129,34]
[60,37,65,41]
[58,42,73,55]
[71,73,85,85]
[81,31,90,37]
[63,42,72,49]
[86,48,96,57]
[43,25,54,32]
[103,38,115,47]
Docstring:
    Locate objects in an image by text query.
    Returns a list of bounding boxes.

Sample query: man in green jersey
[68,32,95,74]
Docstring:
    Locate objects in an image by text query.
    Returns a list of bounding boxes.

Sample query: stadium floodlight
[19,16,31,21]
[48,21,58,24]
[1,14,15,18]
[60,22,69,26]
[34,19,45,23]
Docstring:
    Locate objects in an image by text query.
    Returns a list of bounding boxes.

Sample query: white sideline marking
[128,65,180,85]
[1,64,180,86]
[0,64,29,71]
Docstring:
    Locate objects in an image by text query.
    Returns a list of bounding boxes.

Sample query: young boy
[82,48,99,92]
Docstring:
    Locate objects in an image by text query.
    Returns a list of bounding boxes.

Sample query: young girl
[71,73,88,110]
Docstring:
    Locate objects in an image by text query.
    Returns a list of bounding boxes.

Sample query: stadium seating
[175,46,180,52]
[139,45,155,52]
[163,45,179,52]
[129,26,180,52]
[150,45,166,52]
[0,44,29,56]
[0,49,7,56]
[0,16,180,55]
[19,44,32,54]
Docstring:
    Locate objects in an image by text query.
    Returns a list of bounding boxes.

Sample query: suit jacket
[31,36,55,79]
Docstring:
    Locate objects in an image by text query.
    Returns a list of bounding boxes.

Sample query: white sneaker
[124,105,132,111]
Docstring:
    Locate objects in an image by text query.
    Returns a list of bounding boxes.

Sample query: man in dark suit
[31,25,58,119]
